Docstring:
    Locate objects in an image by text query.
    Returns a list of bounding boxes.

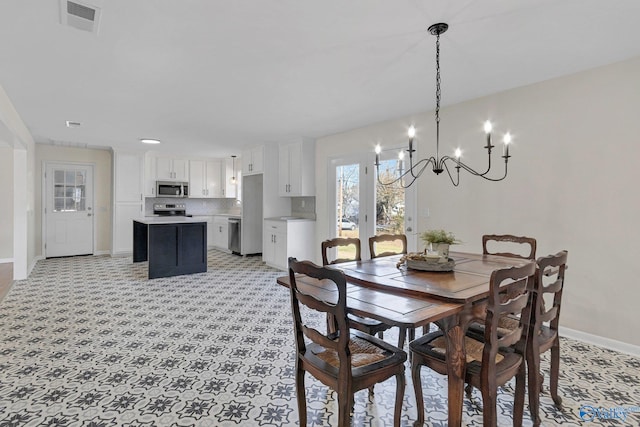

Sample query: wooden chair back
[482,234,537,260]
[369,234,407,259]
[288,258,350,360]
[482,263,536,358]
[321,237,361,266]
[532,251,568,332]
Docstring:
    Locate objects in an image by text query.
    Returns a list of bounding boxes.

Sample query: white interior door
[45,162,94,257]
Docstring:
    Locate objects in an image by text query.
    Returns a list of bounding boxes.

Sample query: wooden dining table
[277,251,532,426]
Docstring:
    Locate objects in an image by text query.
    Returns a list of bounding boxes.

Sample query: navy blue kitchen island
[133,217,207,279]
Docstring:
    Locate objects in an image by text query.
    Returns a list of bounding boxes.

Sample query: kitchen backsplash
[146,196,314,219]
[291,197,316,219]
[145,198,241,216]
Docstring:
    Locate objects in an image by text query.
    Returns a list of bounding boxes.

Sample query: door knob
[406,227,412,232]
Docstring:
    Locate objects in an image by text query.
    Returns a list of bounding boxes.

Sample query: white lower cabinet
[212,216,230,251]
[190,216,216,249]
[263,219,315,270]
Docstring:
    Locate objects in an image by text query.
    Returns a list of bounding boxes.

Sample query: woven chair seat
[314,335,388,367]
[429,335,504,364]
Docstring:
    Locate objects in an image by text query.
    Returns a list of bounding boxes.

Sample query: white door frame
[42,161,96,257]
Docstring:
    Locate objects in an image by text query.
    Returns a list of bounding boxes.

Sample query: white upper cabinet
[144,153,156,197]
[278,139,315,197]
[114,151,144,203]
[242,146,264,176]
[190,159,223,198]
[156,156,189,181]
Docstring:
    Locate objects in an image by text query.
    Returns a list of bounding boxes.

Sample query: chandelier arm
[376,158,432,186]
[408,148,420,179]
[441,159,460,187]
[446,156,509,182]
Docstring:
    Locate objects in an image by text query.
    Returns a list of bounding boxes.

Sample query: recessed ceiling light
[65,121,81,128]
[140,138,161,144]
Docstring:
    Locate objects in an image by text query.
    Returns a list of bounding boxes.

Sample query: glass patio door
[329,152,415,260]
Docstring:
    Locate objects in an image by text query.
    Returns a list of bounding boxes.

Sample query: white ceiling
[1,0,640,157]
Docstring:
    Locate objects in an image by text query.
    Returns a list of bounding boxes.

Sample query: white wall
[35,145,113,256]
[0,85,35,279]
[316,56,640,347]
[0,147,13,259]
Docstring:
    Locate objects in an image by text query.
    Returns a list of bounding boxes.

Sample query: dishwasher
[228,218,241,255]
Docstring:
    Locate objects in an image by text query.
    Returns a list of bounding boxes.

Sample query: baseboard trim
[0,258,14,264]
[560,326,640,357]
[94,250,110,256]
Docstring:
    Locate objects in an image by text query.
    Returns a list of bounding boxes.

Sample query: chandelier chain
[435,32,441,128]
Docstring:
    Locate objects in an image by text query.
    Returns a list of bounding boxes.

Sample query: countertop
[264,216,315,222]
[212,214,241,219]
[135,217,208,225]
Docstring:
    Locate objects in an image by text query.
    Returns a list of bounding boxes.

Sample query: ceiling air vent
[59,0,101,34]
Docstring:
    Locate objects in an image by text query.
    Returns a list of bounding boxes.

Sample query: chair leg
[411,359,425,427]
[295,367,307,426]
[397,327,407,350]
[550,339,563,408]
[337,390,352,426]
[326,313,337,335]
[378,331,384,340]
[526,344,542,427]
[513,362,526,427]
[394,370,405,427]
[409,327,415,342]
[481,386,498,427]
[465,383,473,399]
[422,323,430,335]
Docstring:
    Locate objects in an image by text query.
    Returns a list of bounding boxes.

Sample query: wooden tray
[406,258,456,272]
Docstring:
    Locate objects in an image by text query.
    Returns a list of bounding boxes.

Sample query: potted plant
[419,229,460,259]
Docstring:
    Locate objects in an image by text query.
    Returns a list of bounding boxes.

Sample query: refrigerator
[241,174,263,255]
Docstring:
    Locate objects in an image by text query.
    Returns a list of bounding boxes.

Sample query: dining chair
[482,234,537,260]
[368,233,408,259]
[367,233,417,347]
[287,257,407,427]
[410,261,536,427]
[321,238,393,342]
[321,237,362,266]
[525,250,569,426]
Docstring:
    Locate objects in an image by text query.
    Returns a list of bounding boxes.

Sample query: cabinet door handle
[273,235,276,243]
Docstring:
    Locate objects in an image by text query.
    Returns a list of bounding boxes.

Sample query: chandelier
[375,23,512,188]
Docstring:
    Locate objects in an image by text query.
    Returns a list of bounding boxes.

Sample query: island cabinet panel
[134,219,207,279]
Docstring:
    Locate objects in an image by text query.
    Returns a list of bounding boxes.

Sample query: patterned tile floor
[0,251,638,426]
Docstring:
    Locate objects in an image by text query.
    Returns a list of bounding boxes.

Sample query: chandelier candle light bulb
[503,133,512,157]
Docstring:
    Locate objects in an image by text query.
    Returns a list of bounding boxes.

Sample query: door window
[53,169,87,212]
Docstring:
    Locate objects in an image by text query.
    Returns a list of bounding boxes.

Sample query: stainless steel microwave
[156,181,189,198]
